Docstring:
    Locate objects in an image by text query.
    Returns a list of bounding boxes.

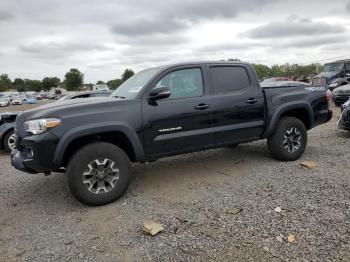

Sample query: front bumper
[11,132,60,174]
[11,150,38,174]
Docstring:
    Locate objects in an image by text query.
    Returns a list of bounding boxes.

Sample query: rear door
[142,66,212,157]
[208,64,264,145]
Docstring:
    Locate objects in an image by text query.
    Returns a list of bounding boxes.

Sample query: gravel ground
[0,100,51,113]
[0,105,349,261]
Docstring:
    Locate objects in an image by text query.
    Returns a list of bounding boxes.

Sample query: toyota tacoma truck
[11,62,332,206]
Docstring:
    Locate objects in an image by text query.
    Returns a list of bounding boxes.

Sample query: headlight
[24,118,61,135]
[329,82,338,88]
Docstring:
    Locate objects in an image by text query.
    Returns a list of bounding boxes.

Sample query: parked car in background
[332,84,350,106]
[57,91,112,101]
[92,84,109,91]
[26,96,37,104]
[40,93,49,99]
[0,98,10,107]
[35,94,42,100]
[337,99,350,131]
[11,97,23,105]
[260,80,310,88]
[1,91,111,154]
[48,93,57,100]
[312,59,350,90]
[0,112,19,152]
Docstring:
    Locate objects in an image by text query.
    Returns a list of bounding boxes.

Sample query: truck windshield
[110,68,160,99]
[324,63,344,72]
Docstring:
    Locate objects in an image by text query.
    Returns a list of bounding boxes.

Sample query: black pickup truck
[11,62,332,205]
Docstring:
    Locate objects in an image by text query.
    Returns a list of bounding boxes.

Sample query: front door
[142,67,212,157]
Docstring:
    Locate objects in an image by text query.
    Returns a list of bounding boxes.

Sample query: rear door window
[210,66,250,94]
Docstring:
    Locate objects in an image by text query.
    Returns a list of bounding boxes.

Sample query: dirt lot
[0,100,51,113]
[0,104,349,261]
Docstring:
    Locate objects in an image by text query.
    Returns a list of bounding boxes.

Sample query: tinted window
[210,66,250,94]
[155,68,203,99]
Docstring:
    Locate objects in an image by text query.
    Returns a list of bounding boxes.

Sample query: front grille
[312,77,327,86]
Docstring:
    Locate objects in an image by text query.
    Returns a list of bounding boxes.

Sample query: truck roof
[156,61,251,71]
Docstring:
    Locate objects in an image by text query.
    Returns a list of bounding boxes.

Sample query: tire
[66,142,132,206]
[4,130,16,153]
[267,117,307,161]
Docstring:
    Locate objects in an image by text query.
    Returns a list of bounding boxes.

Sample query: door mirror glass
[149,86,171,101]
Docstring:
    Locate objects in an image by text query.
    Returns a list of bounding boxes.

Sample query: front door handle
[194,103,210,110]
[245,98,259,104]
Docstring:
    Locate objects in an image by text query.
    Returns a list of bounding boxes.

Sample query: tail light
[326,89,332,102]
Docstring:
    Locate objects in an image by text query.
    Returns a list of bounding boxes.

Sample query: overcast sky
[0,0,349,83]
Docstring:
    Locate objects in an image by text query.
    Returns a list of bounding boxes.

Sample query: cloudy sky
[0,0,349,83]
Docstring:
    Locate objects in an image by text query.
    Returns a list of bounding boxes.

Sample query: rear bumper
[314,109,332,127]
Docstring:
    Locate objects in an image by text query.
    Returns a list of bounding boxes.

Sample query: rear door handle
[194,103,210,110]
[245,98,259,104]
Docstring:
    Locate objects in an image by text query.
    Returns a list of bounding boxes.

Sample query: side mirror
[149,86,171,101]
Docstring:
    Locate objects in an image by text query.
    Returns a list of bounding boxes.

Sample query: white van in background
[93,84,109,91]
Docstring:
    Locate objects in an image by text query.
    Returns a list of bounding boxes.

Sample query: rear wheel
[4,130,16,152]
[66,142,132,206]
[267,117,307,161]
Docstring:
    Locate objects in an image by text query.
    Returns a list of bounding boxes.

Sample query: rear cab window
[209,66,251,94]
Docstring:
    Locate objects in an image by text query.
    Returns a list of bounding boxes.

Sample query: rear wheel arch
[264,104,313,137]
[279,107,312,130]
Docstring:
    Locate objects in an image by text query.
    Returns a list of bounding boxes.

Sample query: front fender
[52,121,145,165]
[0,122,15,149]
[263,102,313,138]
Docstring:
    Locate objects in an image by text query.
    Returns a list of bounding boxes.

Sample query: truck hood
[15,97,140,137]
[20,97,121,119]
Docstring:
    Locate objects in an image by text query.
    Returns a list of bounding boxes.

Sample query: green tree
[64,68,84,91]
[252,64,271,80]
[24,79,42,92]
[107,79,122,90]
[13,78,25,91]
[0,74,11,92]
[121,69,134,82]
[96,80,105,84]
[42,77,60,91]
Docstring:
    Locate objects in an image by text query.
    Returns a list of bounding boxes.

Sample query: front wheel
[267,117,307,161]
[66,142,132,206]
